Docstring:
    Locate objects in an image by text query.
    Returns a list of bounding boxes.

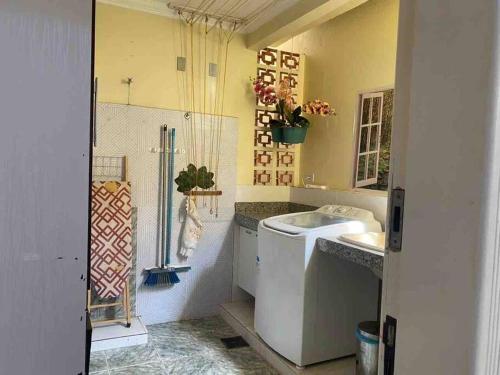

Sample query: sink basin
[339,232,385,252]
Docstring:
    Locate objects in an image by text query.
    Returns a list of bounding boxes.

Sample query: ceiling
[98,0,302,33]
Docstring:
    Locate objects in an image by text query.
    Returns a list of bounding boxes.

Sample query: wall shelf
[183,190,222,196]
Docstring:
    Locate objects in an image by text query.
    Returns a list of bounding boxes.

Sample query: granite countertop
[234,202,383,278]
[234,202,317,231]
[316,237,384,279]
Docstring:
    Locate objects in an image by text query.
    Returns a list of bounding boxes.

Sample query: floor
[91,317,148,352]
[220,300,356,375]
[89,316,278,374]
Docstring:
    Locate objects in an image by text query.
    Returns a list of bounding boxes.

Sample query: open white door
[0,1,93,374]
[381,0,500,374]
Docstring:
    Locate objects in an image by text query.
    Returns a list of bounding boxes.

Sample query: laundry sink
[338,232,385,252]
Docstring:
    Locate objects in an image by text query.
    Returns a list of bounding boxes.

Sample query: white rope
[176,1,239,215]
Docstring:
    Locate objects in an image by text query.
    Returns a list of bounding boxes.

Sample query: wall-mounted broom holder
[149,147,186,154]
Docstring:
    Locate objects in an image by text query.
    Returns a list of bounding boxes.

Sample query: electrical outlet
[209,63,218,77]
[177,56,186,71]
[303,173,315,184]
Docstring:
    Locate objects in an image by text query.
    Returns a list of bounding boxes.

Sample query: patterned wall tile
[254,129,273,148]
[278,142,295,149]
[276,170,294,186]
[253,49,303,186]
[257,47,277,67]
[255,109,275,128]
[279,72,298,89]
[277,151,294,168]
[254,150,273,167]
[257,68,276,86]
[254,170,273,185]
[280,51,300,70]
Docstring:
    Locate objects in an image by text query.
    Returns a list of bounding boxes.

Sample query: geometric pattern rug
[91,181,132,298]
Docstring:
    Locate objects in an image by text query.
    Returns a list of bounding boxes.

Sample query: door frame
[381,0,500,374]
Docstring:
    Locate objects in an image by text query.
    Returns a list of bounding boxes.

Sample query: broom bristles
[144,269,180,286]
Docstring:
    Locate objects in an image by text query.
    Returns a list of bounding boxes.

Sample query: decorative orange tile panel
[258,48,278,67]
[280,51,300,70]
[277,151,294,167]
[254,129,273,148]
[276,171,294,186]
[254,150,273,167]
[254,170,273,185]
[253,49,303,186]
[255,109,275,127]
[257,68,276,85]
[278,142,295,149]
[279,72,299,89]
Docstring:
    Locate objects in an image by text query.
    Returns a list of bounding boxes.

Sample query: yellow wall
[95,3,256,185]
[277,0,399,189]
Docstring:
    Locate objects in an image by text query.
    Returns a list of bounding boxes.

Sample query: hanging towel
[180,197,203,258]
[90,181,132,298]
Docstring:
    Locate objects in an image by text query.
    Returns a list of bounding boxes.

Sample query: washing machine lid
[262,205,377,235]
[263,211,352,234]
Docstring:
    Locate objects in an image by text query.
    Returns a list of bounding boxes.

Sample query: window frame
[354,91,384,188]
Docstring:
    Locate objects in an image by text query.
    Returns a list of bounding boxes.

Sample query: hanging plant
[196,166,215,189]
[175,164,215,193]
[251,77,336,144]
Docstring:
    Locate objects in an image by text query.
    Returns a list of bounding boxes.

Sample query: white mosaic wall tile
[95,103,237,325]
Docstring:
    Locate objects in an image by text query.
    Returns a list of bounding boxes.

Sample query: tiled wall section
[95,103,237,325]
[253,48,303,186]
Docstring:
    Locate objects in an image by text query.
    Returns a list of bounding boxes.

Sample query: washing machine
[255,205,382,367]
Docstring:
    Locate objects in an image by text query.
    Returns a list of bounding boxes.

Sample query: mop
[145,126,190,286]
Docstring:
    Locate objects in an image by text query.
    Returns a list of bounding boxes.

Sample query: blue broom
[145,126,190,286]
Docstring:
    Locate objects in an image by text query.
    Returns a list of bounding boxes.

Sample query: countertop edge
[316,237,384,279]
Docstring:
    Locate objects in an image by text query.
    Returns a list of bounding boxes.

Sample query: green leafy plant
[196,166,215,189]
[174,164,215,193]
[270,100,310,129]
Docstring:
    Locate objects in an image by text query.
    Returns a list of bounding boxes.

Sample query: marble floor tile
[151,333,208,360]
[210,347,277,374]
[183,316,238,338]
[89,351,108,373]
[105,342,160,369]
[91,316,276,375]
[162,354,227,374]
[108,361,166,374]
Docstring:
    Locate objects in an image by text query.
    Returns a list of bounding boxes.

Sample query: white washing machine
[255,205,382,367]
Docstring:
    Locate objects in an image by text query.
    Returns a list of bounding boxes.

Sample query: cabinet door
[238,227,258,296]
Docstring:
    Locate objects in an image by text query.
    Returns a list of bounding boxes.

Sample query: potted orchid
[252,78,336,144]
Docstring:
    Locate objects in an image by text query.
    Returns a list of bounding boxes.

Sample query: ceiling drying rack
[167,0,280,31]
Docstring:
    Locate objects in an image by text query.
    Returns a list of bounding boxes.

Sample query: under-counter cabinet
[237,226,258,296]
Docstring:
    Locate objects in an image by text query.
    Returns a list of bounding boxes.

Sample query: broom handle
[166,128,175,266]
[160,125,168,268]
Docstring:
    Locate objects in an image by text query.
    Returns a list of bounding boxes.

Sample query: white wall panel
[95,103,237,325]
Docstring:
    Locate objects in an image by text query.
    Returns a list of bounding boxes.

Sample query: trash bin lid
[358,321,379,341]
